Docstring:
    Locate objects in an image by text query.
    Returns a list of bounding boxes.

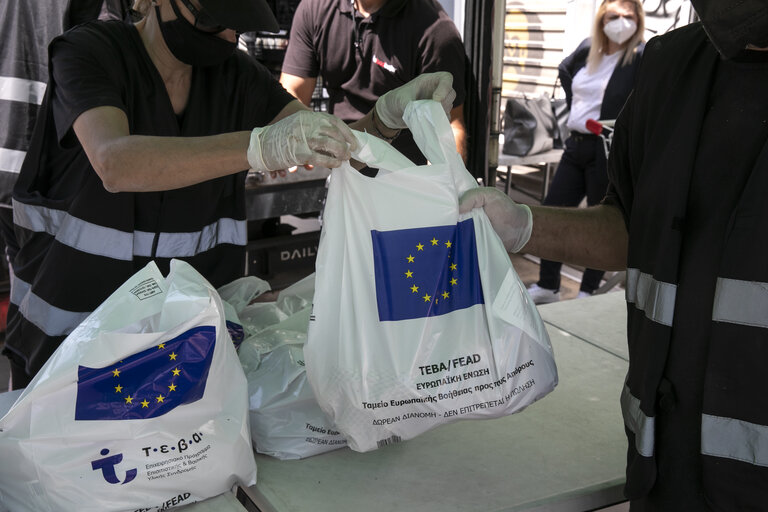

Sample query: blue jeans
[538,133,607,293]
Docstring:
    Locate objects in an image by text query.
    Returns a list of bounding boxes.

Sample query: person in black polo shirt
[279,0,467,168]
[3,0,456,389]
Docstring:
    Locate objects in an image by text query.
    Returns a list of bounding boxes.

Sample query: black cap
[198,0,279,33]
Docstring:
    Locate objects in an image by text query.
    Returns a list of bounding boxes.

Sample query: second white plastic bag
[235,274,348,459]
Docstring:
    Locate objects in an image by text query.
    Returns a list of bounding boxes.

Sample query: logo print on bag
[371,219,484,321]
[91,448,137,485]
[74,326,216,421]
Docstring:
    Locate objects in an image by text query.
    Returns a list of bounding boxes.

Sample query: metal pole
[487,0,505,188]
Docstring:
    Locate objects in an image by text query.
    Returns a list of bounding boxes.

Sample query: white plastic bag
[236,274,347,459]
[305,100,558,452]
[0,260,256,511]
[217,275,272,350]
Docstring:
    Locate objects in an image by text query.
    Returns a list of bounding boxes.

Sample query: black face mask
[690,0,768,59]
[155,0,236,67]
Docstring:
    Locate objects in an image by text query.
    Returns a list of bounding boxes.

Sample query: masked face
[155,0,236,67]
[690,0,768,59]
[603,17,637,45]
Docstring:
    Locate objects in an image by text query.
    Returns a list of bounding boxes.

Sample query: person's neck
[136,16,191,85]
[605,40,625,55]
[354,0,387,17]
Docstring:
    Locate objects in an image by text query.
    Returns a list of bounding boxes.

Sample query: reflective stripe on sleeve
[0,76,46,105]
[621,381,655,457]
[702,414,768,467]
[13,199,247,260]
[11,275,89,337]
[625,268,677,326]
[0,148,26,174]
[713,278,768,328]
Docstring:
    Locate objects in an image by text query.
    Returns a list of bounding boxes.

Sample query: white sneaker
[527,284,561,305]
[577,291,592,299]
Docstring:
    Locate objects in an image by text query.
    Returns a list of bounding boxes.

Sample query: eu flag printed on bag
[372,219,484,321]
[75,325,216,420]
[226,320,245,349]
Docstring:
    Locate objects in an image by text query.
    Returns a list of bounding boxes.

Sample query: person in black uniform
[0,1,129,336]
[3,0,456,389]
[460,0,768,509]
[527,0,644,305]
[279,0,467,166]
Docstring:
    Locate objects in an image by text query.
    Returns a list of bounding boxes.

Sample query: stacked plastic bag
[221,274,348,460]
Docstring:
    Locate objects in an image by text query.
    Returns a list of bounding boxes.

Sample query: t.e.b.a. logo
[91,448,137,485]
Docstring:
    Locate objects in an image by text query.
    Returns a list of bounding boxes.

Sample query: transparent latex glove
[459,187,533,253]
[375,71,457,130]
[248,111,358,172]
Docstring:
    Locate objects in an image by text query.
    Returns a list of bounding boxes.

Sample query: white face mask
[603,17,637,45]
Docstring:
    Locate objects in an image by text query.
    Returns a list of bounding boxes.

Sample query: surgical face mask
[155,0,236,67]
[603,17,637,45]
[690,0,768,59]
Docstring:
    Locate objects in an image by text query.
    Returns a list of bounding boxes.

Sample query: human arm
[557,38,590,108]
[74,105,251,192]
[525,203,627,271]
[450,104,467,163]
[413,8,467,160]
[279,72,317,107]
[459,187,627,271]
[73,99,356,192]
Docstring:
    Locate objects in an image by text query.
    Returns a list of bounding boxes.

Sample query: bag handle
[350,100,457,171]
[349,101,476,194]
[401,100,459,166]
[551,76,562,99]
[350,130,417,172]
[405,100,477,194]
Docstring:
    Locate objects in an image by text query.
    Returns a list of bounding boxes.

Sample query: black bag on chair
[502,94,557,157]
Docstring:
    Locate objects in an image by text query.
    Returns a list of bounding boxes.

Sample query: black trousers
[538,133,609,293]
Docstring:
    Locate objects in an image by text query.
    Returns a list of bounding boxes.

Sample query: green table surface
[537,291,628,361]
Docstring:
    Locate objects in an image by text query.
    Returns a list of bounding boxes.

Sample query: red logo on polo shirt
[372,54,396,73]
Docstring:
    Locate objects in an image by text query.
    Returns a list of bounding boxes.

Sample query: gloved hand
[459,187,533,253]
[375,71,457,130]
[248,111,358,172]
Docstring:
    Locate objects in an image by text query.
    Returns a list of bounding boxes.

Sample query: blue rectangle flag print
[75,325,216,421]
[371,219,484,321]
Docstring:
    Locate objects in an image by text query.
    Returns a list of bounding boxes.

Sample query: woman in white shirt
[527,0,645,304]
